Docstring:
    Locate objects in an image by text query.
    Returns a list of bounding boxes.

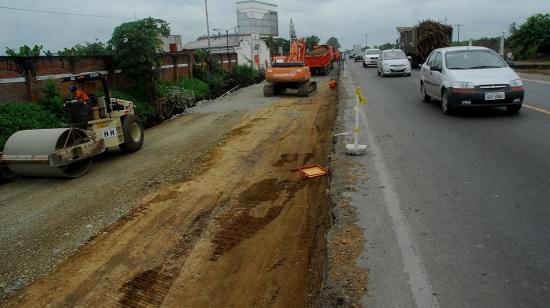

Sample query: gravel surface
[0,83,273,300]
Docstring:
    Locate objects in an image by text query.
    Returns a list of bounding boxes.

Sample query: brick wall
[0,52,240,103]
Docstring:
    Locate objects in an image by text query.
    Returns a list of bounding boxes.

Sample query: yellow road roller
[1,72,144,178]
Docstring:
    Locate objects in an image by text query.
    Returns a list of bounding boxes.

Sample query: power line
[0,4,234,25]
[0,4,133,20]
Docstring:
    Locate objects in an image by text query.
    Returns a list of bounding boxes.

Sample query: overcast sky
[1,0,549,54]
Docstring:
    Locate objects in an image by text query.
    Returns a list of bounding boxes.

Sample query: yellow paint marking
[524,104,550,116]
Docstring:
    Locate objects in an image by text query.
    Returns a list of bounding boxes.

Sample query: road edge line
[359,109,440,308]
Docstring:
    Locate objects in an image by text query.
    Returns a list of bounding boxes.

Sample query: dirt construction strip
[5,84,337,307]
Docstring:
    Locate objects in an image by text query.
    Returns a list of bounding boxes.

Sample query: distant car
[420,46,524,115]
[354,54,363,62]
[377,49,411,77]
[349,53,356,59]
[363,49,381,67]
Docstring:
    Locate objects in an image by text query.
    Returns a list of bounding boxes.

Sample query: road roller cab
[1,72,145,178]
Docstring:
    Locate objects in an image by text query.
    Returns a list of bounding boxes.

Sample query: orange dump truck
[304,45,335,75]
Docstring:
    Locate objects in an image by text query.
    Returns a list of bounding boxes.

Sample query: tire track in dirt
[5,82,337,308]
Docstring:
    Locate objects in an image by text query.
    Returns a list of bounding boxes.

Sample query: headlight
[451,82,476,89]
[510,79,523,87]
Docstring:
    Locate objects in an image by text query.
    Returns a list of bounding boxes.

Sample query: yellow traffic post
[346,86,367,156]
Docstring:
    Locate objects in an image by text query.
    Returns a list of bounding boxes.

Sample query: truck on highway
[352,44,362,57]
[304,44,335,75]
[397,20,453,67]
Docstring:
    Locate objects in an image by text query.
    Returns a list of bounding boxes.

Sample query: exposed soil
[4,82,337,307]
[318,70,369,307]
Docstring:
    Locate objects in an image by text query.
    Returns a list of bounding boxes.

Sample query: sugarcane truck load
[1,72,144,178]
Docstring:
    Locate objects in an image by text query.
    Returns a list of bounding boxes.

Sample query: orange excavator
[264,38,317,97]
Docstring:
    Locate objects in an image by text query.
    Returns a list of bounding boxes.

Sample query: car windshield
[445,50,507,69]
[384,50,407,59]
[366,50,380,55]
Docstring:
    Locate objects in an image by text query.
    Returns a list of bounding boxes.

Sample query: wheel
[421,83,431,103]
[506,104,522,114]
[263,83,274,97]
[441,91,453,115]
[119,114,144,153]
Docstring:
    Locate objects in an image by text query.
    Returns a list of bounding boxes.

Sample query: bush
[39,80,65,119]
[0,102,62,150]
[159,85,195,118]
[231,65,261,87]
[110,89,157,126]
[177,77,209,99]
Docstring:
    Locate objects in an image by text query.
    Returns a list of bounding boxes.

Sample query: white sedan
[377,49,411,77]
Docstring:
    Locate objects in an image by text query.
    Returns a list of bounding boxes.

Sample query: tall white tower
[236,1,278,37]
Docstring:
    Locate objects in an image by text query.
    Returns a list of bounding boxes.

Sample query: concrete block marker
[346,86,368,156]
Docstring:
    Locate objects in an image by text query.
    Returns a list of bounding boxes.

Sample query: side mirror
[430,66,441,72]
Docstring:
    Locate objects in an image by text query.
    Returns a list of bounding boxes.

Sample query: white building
[182,33,270,70]
[237,0,278,37]
[160,35,183,52]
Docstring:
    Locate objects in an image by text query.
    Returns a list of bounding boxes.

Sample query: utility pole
[499,32,505,56]
[204,0,211,53]
[214,26,239,72]
[365,34,368,49]
[453,24,464,44]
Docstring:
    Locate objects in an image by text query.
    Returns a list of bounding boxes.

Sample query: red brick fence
[0,52,238,103]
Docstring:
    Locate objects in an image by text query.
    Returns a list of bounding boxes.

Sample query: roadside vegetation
[0,81,64,149]
[1,16,265,150]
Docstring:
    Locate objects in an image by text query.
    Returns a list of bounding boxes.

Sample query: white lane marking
[358,107,440,308]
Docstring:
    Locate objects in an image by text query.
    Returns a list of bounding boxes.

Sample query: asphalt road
[343,61,550,307]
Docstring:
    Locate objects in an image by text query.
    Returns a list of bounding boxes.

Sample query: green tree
[262,36,290,54]
[108,17,170,101]
[305,35,320,50]
[58,40,111,56]
[289,19,296,40]
[508,13,550,59]
[378,42,394,50]
[5,45,43,56]
[326,37,341,50]
[39,80,65,119]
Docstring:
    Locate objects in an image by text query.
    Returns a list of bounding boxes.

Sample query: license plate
[485,92,505,101]
[101,127,118,139]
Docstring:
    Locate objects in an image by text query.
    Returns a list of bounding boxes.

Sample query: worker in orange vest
[70,85,89,103]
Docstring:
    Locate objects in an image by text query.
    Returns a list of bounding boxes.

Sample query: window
[445,50,507,69]
[426,52,436,66]
[432,53,442,69]
[383,50,407,59]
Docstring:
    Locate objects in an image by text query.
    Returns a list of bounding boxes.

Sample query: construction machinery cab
[61,72,131,120]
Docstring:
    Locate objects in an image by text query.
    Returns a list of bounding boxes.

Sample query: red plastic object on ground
[291,164,329,179]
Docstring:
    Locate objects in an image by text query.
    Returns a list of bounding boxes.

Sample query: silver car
[420,46,524,115]
[377,49,411,77]
[363,49,381,67]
